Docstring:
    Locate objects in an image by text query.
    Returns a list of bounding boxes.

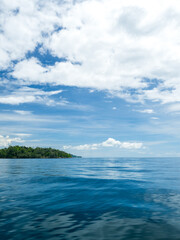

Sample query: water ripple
[0,157,180,239]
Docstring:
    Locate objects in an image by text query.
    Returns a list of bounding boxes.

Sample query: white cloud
[1,0,180,104]
[63,137,143,150]
[14,133,32,137]
[136,109,155,114]
[14,110,32,115]
[0,135,24,147]
[0,87,65,105]
[89,89,95,93]
[0,0,68,69]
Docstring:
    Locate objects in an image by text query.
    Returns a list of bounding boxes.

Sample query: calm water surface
[0,157,180,240]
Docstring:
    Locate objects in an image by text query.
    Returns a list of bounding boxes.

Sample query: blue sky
[1,0,180,157]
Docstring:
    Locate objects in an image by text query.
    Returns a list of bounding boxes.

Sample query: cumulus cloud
[0,135,24,147]
[63,137,143,150]
[1,0,180,104]
[0,0,68,69]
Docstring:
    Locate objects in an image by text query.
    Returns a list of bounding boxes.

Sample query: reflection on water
[0,157,180,239]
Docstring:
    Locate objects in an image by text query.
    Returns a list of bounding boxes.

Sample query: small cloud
[63,138,143,151]
[89,89,95,93]
[136,109,155,114]
[112,107,117,110]
[14,133,32,137]
[151,117,159,120]
[14,110,32,115]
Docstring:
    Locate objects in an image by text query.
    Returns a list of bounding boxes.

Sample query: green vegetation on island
[0,146,79,159]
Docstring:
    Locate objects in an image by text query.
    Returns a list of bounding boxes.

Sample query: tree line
[0,146,75,158]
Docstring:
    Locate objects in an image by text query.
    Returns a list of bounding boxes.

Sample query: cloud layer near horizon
[63,138,143,150]
[1,0,180,104]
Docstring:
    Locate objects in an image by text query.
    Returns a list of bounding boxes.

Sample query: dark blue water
[1,157,180,240]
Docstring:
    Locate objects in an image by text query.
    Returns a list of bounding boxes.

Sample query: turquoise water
[0,157,180,239]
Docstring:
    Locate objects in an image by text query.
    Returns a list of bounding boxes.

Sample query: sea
[0,157,180,240]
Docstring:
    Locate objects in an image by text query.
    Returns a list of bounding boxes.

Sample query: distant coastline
[0,146,80,159]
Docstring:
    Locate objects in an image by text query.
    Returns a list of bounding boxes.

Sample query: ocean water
[0,157,180,240]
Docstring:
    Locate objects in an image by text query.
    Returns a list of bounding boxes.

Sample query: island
[0,146,79,159]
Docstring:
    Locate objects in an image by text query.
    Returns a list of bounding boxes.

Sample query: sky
[1,0,180,157]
